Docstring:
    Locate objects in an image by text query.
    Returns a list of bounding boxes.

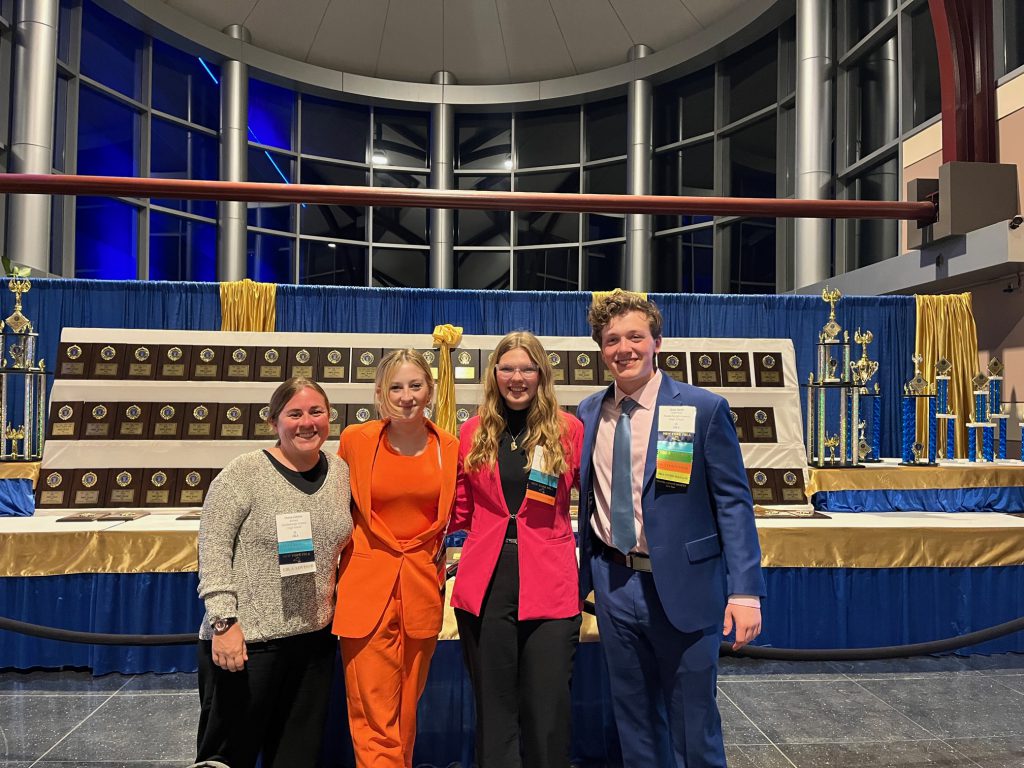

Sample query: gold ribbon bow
[431,324,463,435]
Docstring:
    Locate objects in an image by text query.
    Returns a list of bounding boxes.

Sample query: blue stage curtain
[0,479,35,516]
[652,293,915,458]
[814,488,1024,513]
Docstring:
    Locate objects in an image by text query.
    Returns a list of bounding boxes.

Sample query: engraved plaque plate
[597,356,617,385]
[57,342,91,379]
[36,469,73,508]
[657,352,688,383]
[452,349,480,383]
[347,404,376,426]
[223,346,255,381]
[287,347,319,380]
[90,343,126,378]
[255,346,287,382]
[174,468,214,507]
[184,402,216,439]
[47,402,83,440]
[317,348,350,383]
[156,345,192,381]
[125,344,156,380]
[352,348,382,382]
[745,468,780,505]
[251,404,277,439]
[569,351,598,385]
[105,468,142,508]
[190,346,222,380]
[141,468,177,508]
[148,402,185,439]
[545,351,567,384]
[114,402,153,440]
[71,469,109,507]
[729,407,751,442]
[216,403,252,439]
[719,352,751,387]
[328,405,343,439]
[689,352,722,387]
[82,402,115,439]
[753,352,785,387]
[748,407,778,443]
[775,469,807,503]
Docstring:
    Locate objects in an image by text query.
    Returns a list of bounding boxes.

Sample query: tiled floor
[3,654,1024,767]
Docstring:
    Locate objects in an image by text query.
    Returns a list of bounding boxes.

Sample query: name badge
[525,445,558,506]
[276,510,316,576]
[656,405,696,489]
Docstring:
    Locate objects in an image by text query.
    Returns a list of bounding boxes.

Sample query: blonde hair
[588,290,663,344]
[464,331,569,476]
[374,349,435,420]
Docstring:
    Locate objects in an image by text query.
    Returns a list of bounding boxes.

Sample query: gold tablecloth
[0,461,40,486]
[806,461,1024,494]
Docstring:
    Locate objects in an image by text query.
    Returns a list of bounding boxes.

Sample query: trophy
[0,278,47,461]
[987,358,1008,460]
[966,372,995,462]
[899,354,936,466]
[934,357,957,460]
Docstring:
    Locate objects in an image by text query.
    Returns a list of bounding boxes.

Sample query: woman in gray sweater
[195,377,353,768]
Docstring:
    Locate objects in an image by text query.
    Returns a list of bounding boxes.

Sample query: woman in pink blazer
[451,330,584,768]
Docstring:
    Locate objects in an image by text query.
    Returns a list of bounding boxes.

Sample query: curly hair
[463,331,569,476]
[587,290,663,344]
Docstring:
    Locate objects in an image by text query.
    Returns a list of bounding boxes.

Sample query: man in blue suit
[577,291,766,767]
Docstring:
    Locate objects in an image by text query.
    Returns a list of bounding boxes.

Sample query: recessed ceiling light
[372,150,389,165]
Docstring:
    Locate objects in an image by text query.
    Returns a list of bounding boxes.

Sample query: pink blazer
[450,411,584,621]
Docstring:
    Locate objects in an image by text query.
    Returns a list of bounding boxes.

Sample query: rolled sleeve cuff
[728,595,761,609]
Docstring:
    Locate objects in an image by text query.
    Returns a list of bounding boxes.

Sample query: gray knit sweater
[197,450,352,641]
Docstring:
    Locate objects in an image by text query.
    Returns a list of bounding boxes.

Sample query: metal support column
[218,24,250,282]
[430,70,455,289]
[625,44,653,292]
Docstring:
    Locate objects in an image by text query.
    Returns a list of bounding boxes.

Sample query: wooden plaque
[105,468,143,507]
[657,352,688,383]
[223,346,255,381]
[328,405,344,440]
[56,342,91,379]
[71,468,109,507]
[352,348,383,383]
[82,402,116,440]
[347,404,376,427]
[545,351,568,385]
[149,403,185,439]
[317,347,350,383]
[597,356,616,385]
[418,348,441,380]
[748,407,778,443]
[155,345,192,381]
[215,403,251,439]
[729,407,751,443]
[190,345,223,381]
[90,343,126,379]
[124,343,157,380]
[114,402,153,440]
[455,404,476,434]
[745,468,780,505]
[141,468,178,508]
[775,468,807,504]
[48,402,83,440]
[255,346,287,382]
[251,403,276,440]
[183,402,217,439]
[452,349,480,383]
[36,468,73,508]
[720,353,752,387]
[568,351,598,385]
[690,352,722,387]
[754,352,785,387]
[174,468,214,507]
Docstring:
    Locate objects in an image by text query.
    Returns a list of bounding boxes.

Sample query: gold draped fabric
[431,324,462,435]
[0,529,199,577]
[915,293,978,458]
[806,463,1024,494]
[0,461,39,486]
[219,279,277,332]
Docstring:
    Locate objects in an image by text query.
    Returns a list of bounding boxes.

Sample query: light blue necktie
[610,397,638,555]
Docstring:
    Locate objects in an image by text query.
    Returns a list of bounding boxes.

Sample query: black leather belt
[594,539,652,572]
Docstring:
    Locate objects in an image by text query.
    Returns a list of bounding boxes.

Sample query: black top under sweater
[497,405,531,540]
[263,450,329,494]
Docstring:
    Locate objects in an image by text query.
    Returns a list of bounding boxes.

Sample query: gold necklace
[508,425,528,451]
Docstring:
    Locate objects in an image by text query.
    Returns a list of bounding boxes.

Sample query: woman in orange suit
[334,348,459,768]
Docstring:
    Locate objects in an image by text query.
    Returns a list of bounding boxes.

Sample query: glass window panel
[516,108,580,168]
[248,148,295,232]
[248,78,294,150]
[585,99,626,161]
[910,6,941,127]
[1007,0,1024,73]
[727,219,776,293]
[514,247,579,291]
[80,0,142,99]
[300,241,368,285]
[653,142,715,231]
[300,161,367,240]
[584,162,625,240]
[77,86,138,177]
[585,243,624,291]
[457,114,512,170]
[456,175,510,246]
[456,251,511,290]
[152,40,219,129]
[57,0,74,64]
[779,17,796,96]
[247,231,294,282]
[724,32,777,124]
[151,119,218,218]
[372,248,429,287]
[50,195,66,276]
[779,106,796,197]
[74,196,138,279]
[301,95,369,162]
[374,108,429,168]
[515,170,580,245]
[654,67,715,146]
[652,229,714,293]
[849,158,899,267]
[371,171,428,244]
[53,75,69,172]
[728,116,777,198]
[853,0,894,41]
[849,37,898,163]
[149,211,216,282]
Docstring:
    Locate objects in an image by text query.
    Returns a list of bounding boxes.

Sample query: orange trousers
[339,585,439,768]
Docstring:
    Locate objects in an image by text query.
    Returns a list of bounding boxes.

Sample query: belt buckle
[626,552,651,572]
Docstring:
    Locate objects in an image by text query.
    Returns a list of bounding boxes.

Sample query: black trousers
[455,543,582,768]
[196,625,336,768]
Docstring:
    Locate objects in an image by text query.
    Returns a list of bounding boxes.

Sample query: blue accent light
[198,57,219,85]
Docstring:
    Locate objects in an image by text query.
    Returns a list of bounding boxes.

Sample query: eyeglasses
[496,365,540,378]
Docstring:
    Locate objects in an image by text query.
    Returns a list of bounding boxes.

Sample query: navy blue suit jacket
[577,374,766,633]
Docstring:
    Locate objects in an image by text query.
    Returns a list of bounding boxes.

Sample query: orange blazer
[333,419,459,640]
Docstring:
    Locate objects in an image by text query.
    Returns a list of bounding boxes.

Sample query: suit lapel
[644,376,683,493]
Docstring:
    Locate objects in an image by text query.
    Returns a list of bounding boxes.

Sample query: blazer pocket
[685,533,721,563]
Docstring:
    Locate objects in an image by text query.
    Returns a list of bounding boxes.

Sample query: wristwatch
[210,617,237,635]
